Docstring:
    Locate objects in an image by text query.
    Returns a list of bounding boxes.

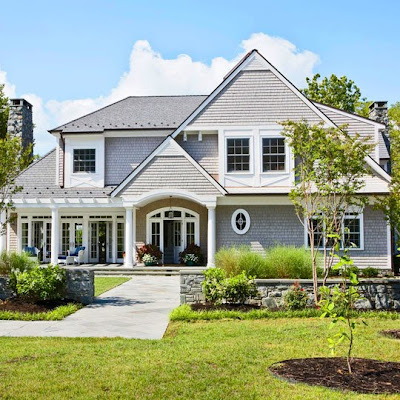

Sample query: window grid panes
[73,149,96,173]
[117,223,124,259]
[235,212,247,231]
[227,138,250,172]
[174,222,181,247]
[21,223,29,249]
[151,222,161,247]
[186,222,195,246]
[74,223,83,247]
[46,223,52,255]
[262,138,285,172]
[344,216,361,248]
[62,223,70,255]
[90,223,97,259]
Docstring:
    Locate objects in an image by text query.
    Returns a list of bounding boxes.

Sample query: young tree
[301,73,369,117]
[0,135,31,235]
[281,120,373,300]
[0,84,9,139]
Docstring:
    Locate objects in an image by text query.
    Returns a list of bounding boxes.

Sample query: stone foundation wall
[0,268,94,305]
[180,271,400,310]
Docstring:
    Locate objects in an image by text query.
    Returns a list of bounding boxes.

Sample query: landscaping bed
[381,329,400,339]
[0,298,78,313]
[270,357,400,394]
[191,303,260,312]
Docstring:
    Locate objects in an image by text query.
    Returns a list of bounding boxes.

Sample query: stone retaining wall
[180,271,400,310]
[0,268,94,305]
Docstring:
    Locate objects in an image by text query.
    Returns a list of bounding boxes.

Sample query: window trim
[260,135,289,174]
[304,212,364,251]
[72,148,96,174]
[231,208,251,235]
[225,135,253,175]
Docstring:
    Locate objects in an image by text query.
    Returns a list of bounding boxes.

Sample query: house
[0,50,392,270]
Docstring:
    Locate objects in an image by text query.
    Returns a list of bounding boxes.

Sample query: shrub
[0,251,38,276]
[340,265,360,278]
[179,244,204,265]
[202,268,258,305]
[137,244,162,262]
[202,268,225,305]
[214,246,243,276]
[362,267,379,278]
[224,272,258,304]
[12,264,66,302]
[284,282,309,310]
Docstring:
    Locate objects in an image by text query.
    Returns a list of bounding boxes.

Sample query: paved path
[0,276,180,339]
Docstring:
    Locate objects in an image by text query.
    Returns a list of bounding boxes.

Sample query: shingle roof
[14,150,115,198]
[50,95,208,133]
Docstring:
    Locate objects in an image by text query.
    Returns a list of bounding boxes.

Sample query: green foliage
[319,253,364,374]
[215,245,314,279]
[284,282,309,310]
[12,265,66,302]
[301,73,367,115]
[362,267,379,278]
[0,84,9,139]
[137,244,162,262]
[0,251,38,276]
[202,268,257,305]
[340,266,360,278]
[169,304,400,322]
[0,303,82,321]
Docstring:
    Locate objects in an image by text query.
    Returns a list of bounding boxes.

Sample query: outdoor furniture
[23,246,41,261]
[73,250,85,265]
[67,246,86,265]
[57,255,75,265]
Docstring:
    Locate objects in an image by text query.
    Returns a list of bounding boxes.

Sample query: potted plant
[179,244,204,266]
[183,253,198,267]
[142,254,158,266]
[137,244,163,266]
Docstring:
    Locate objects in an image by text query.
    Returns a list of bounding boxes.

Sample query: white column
[51,207,59,265]
[0,210,6,253]
[82,215,89,263]
[207,205,216,267]
[132,207,137,266]
[124,207,133,268]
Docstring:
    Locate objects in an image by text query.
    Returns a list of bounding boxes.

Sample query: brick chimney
[7,98,33,155]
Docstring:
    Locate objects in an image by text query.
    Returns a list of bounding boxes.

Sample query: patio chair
[23,246,40,262]
[68,246,86,265]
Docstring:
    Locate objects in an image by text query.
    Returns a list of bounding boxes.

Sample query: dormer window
[73,149,96,173]
[227,138,250,172]
[262,138,285,172]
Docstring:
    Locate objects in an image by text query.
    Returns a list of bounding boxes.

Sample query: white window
[227,138,250,172]
[231,209,250,235]
[73,149,96,173]
[262,137,286,172]
[306,212,363,250]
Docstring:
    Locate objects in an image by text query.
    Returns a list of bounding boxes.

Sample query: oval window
[231,209,250,235]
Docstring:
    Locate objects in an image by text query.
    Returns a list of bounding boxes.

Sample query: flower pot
[144,261,154,266]
[185,261,195,266]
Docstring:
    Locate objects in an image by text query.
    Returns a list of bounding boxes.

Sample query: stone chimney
[7,98,33,155]
[369,101,389,137]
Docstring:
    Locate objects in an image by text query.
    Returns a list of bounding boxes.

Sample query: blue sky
[0,0,399,154]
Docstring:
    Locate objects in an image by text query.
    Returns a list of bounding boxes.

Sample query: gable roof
[50,95,207,134]
[111,137,227,197]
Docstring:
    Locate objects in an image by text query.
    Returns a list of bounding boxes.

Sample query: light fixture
[168,196,174,219]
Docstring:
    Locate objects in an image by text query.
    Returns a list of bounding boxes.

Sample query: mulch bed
[191,303,261,312]
[270,357,400,394]
[381,329,400,339]
[0,298,75,313]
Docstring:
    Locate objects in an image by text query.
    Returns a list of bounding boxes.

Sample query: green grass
[0,318,399,399]
[170,304,400,321]
[95,277,131,296]
[0,303,82,321]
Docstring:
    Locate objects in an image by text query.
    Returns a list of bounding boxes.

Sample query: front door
[162,220,182,264]
[89,221,112,263]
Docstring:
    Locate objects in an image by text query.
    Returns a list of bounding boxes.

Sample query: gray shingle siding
[191,70,322,126]
[105,137,165,185]
[216,205,389,269]
[120,155,221,196]
[176,134,219,176]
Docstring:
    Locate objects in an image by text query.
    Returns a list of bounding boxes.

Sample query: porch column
[207,205,216,267]
[0,210,6,253]
[124,206,133,268]
[132,207,137,265]
[50,207,59,265]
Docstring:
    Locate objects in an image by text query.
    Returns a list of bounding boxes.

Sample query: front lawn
[0,318,399,399]
[94,277,131,296]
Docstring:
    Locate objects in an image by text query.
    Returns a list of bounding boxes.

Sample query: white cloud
[1,33,320,155]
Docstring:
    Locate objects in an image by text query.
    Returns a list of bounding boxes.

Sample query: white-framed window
[226,138,250,173]
[306,212,364,250]
[231,209,251,235]
[262,137,286,172]
[73,149,96,173]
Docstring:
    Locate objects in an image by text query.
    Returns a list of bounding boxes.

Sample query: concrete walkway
[0,276,180,339]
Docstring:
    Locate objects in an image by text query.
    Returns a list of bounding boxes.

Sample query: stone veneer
[180,271,400,310]
[0,268,94,305]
